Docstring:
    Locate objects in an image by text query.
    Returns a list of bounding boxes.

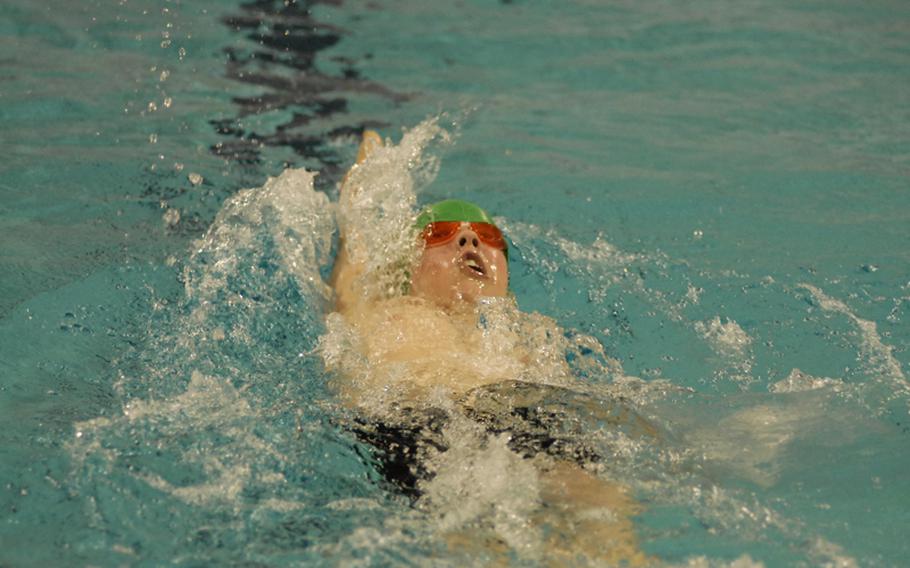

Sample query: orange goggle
[420,221,508,258]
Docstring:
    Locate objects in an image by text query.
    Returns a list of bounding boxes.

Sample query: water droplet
[162,208,181,227]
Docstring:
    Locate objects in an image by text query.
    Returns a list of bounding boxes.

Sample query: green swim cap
[414,199,495,229]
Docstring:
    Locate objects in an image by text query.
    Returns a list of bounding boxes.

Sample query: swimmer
[324,130,650,565]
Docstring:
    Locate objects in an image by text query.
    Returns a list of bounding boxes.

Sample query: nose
[456,225,479,249]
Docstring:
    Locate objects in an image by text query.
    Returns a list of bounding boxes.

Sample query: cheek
[484,250,510,295]
[419,248,453,273]
[493,259,509,290]
[412,248,454,287]
[487,249,508,278]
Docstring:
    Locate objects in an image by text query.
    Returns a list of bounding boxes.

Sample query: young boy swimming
[323,130,650,565]
[328,131,524,406]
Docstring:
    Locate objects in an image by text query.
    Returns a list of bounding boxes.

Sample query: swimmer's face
[410,222,509,307]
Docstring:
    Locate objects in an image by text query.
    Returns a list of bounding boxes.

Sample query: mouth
[460,251,488,279]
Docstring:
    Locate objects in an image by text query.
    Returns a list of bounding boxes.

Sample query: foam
[673,554,765,568]
[696,316,753,356]
[770,368,844,394]
[800,283,909,406]
[419,414,543,557]
[695,316,754,384]
[502,220,645,297]
[185,167,334,306]
[337,117,450,301]
[72,371,293,509]
[555,230,642,269]
[808,536,859,568]
[685,404,797,487]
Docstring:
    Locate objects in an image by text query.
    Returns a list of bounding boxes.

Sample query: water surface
[1,0,908,565]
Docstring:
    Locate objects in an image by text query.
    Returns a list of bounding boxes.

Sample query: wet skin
[410,223,509,309]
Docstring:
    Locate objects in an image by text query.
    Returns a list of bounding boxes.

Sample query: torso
[329,295,530,409]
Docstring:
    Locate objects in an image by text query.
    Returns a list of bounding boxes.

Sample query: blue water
[2,0,909,565]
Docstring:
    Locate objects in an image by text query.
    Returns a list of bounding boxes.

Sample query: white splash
[808,536,859,568]
[502,221,643,300]
[696,316,752,354]
[554,230,640,268]
[185,167,334,305]
[770,368,845,394]
[338,117,450,300]
[71,371,294,510]
[687,404,797,487]
[673,554,765,568]
[420,415,543,557]
[799,283,908,403]
[695,316,754,383]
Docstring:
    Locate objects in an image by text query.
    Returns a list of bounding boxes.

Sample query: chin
[456,281,486,301]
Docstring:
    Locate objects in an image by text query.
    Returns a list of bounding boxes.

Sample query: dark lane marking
[214,0,408,188]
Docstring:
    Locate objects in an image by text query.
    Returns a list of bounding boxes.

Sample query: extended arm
[330,130,383,314]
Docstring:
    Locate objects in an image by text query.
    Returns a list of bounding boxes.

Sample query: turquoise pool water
[2,0,908,565]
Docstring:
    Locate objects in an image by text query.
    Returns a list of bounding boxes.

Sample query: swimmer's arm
[329,237,362,314]
[537,461,650,565]
[330,130,383,314]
